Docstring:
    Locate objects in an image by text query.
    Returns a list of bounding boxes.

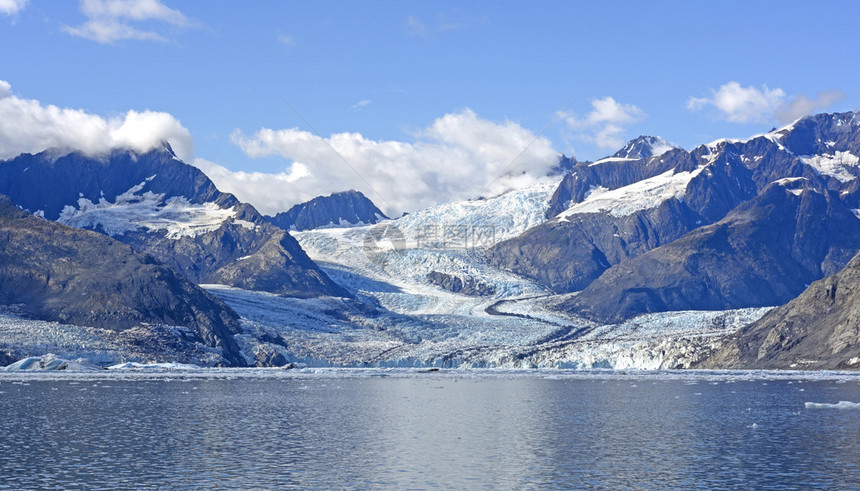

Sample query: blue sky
[2,1,860,215]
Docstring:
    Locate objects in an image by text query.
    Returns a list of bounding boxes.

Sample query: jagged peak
[328,189,366,199]
[612,135,680,160]
[157,140,178,158]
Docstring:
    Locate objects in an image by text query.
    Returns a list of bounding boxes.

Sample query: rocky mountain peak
[612,135,679,160]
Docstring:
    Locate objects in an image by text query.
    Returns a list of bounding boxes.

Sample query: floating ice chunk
[2,357,43,371]
[2,354,103,371]
[106,361,202,371]
[804,401,860,409]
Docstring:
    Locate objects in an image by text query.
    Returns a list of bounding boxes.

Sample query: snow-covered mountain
[266,189,388,231]
[562,177,860,322]
[491,114,860,369]
[0,144,347,298]
[4,112,860,370]
[611,135,679,160]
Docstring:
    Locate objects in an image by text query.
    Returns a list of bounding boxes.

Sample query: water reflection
[0,375,858,489]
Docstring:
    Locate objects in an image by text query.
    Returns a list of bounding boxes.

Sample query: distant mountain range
[1,111,860,369]
[493,113,860,319]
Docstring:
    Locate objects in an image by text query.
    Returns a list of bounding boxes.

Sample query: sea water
[0,370,858,489]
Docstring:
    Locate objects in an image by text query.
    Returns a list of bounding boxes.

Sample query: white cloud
[686,82,842,125]
[192,158,314,215]
[350,99,372,110]
[0,79,193,161]
[64,0,188,43]
[277,34,294,46]
[561,97,645,149]
[687,82,785,124]
[222,109,559,216]
[0,0,27,15]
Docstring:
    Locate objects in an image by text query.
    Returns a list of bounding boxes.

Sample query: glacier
[0,176,776,370]
[198,181,773,369]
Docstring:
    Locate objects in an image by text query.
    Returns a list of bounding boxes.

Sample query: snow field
[58,178,248,238]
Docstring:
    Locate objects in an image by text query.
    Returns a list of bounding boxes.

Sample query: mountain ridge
[266,189,387,231]
[0,146,349,298]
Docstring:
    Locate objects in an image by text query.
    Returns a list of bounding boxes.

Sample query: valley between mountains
[2,111,860,370]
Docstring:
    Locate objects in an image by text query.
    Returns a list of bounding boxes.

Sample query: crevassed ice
[391,178,561,246]
[58,180,239,239]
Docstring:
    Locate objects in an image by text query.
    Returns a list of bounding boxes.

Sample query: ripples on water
[0,372,859,489]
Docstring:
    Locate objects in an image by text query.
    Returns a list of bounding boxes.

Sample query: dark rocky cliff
[701,253,860,370]
[0,194,246,366]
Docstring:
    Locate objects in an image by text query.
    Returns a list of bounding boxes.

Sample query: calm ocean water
[0,370,858,490]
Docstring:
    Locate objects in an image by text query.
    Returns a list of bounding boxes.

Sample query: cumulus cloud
[220,109,559,216]
[561,97,645,150]
[0,79,193,161]
[64,0,188,43]
[687,82,785,123]
[0,0,27,15]
[687,81,843,124]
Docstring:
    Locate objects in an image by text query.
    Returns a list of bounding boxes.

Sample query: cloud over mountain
[560,97,645,150]
[225,109,559,216]
[0,79,193,160]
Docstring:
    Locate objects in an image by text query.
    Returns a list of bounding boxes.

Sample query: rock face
[0,144,236,220]
[0,195,246,366]
[266,190,387,231]
[560,180,860,323]
[701,253,860,370]
[425,271,496,296]
[489,144,757,292]
[0,145,347,298]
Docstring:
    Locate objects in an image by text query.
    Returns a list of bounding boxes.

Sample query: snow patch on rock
[557,166,704,219]
[58,179,239,239]
[801,151,860,183]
